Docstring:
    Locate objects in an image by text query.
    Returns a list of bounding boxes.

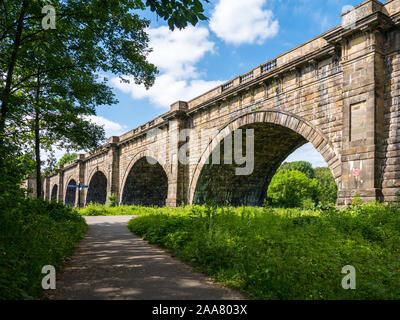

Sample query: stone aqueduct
[42,0,400,207]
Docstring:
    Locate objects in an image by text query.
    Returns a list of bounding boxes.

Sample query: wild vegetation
[76,162,400,300]
[127,201,400,300]
[0,197,87,300]
[78,203,146,216]
[75,162,399,300]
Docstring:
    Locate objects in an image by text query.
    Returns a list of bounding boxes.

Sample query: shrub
[315,167,338,204]
[108,194,117,207]
[0,197,87,300]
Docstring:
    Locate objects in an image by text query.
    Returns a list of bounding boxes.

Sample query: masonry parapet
[185,0,399,116]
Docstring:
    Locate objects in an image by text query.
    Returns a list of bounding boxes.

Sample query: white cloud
[146,26,214,78]
[209,0,279,45]
[86,115,127,138]
[112,25,224,109]
[113,74,223,108]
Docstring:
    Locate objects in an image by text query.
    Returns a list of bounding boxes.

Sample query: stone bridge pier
[41,0,400,207]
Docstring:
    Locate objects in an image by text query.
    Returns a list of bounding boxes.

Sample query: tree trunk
[0,0,28,142]
[34,106,42,199]
[34,68,42,200]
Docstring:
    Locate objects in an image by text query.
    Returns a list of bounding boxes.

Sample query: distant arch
[121,152,169,207]
[51,184,58,202]
[65,179,77,206]
[86,171,108,205]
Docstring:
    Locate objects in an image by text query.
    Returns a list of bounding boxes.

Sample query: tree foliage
[315,167,338,204]
[0,0,209,197]
[268,162,338,208]
[278,161,315,179]
[57,153,78,167]
[145,0,209,30]
[267,170,320,208]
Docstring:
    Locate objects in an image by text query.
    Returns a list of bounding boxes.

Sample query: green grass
[0,198,87,300]
[126,202,400,300]
[77,203,158,216]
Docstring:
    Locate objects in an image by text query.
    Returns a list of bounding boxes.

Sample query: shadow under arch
[51,184,58,202]
[86,170,108,205]
[189,110,341,206]
[65,178,77,206]
[120,152,170,207]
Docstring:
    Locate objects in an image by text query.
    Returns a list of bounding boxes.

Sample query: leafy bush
[128,203,400,300]
[272,162,338,206]
[108,194,117,207]
[315,167,338,204]
[267,170,320,207]
[278,161,315,178]
[0,197,87,300]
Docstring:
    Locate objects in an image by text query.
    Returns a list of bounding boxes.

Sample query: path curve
[42,216,243,300]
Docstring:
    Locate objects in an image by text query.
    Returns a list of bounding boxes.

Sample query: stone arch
[65,178,77,206]
[120,150,171,207]
[50,184,58,202]
[86,170,108,205]
[189,109,341,205]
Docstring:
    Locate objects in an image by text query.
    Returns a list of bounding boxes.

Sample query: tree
[57,153,78,167]
[278,161,315,179]
[267,170,320,208]
[315,167,338,204]
[14,33,111,198]
[0,0,209,139]
[0,0,209,198]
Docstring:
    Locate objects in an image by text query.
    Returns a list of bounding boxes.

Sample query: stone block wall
[40,0,400,207]
[382,25,400,201]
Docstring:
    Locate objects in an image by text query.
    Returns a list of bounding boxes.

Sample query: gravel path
[42,216,243,300]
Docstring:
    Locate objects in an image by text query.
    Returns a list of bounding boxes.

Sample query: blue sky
[90,0,362,167]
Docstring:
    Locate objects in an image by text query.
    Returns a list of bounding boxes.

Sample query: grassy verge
[127,203,400,300]
[77,203,153,216]
[0,198,87,300]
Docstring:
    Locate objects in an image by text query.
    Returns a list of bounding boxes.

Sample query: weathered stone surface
[34,0,400,207]
[121,157,168,207]
[86,171,108,205]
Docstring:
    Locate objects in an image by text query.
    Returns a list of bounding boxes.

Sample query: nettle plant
[108,194,117,207]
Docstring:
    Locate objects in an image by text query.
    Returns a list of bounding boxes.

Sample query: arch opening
[51,184,58,202]
[86,171,108,205]
[121,157,168,207]
[65,179,77,206]
[193,121,334,206]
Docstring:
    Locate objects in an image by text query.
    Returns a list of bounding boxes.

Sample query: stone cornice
[392,11,400,25]
[324,12,394,45]
[161,109,188,121]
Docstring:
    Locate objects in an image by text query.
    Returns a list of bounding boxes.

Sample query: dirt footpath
[42,216,244,300]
